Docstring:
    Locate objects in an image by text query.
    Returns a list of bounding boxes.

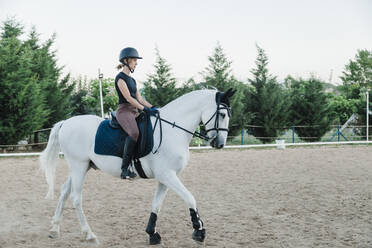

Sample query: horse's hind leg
[68,158,99,244]
[49,176,72,238]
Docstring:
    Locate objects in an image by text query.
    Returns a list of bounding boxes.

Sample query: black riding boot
[120,136,137,179]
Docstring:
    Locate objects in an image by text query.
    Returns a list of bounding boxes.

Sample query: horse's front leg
[146,182,168,245]
[159,172,206,243]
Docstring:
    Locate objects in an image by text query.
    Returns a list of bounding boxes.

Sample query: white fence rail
[0,140,371,157]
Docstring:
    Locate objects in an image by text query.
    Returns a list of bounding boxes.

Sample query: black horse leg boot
[120,136,137,179]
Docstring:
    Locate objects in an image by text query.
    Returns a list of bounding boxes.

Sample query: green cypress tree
[203,42,234,90]
[245,44,290,143]
[202,41,246,137]
[143,47,180,107]
[288,76,334,141]
[24,29,75,128]
[0,18,48,144]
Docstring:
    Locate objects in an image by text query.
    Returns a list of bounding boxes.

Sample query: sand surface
[1,146,372,247]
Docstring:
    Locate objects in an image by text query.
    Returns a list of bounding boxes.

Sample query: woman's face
[128,58,138,71]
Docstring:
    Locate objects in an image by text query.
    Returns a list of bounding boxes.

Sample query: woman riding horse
[115,47,158,179]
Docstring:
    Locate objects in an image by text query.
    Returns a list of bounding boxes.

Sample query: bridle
[150,93,231,153]
[204,102,231,136]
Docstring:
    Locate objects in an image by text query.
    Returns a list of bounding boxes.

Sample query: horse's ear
[225,88,233,95]
[218,88,236,105]
[229,89,236,97]
[223,88,236,99]
[219,89,230,105]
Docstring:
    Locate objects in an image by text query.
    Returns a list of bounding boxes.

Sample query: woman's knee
[129,129,139,141]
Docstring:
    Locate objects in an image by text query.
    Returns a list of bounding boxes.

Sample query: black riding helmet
[119,47,142,73]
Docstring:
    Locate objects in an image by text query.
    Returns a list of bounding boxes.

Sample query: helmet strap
[123,58,134,73]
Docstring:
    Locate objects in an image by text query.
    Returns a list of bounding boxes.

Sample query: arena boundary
[0,140,371,157]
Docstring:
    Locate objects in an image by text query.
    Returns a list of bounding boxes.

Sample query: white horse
[39,88,235,245]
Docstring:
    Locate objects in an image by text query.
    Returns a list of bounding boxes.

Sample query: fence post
[34,131,39,147]
[337,124,340,142]
[292,126,295,144]
[241,129,244,145]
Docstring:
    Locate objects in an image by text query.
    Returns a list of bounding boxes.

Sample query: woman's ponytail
[116,64,124,70]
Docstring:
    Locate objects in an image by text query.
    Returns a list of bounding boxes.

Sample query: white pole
[98,69,104,118]
[367,90,369,141]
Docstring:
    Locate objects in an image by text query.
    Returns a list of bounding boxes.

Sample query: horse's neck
[159,90,215,142]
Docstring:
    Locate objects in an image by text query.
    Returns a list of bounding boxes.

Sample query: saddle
[93,111,154,178]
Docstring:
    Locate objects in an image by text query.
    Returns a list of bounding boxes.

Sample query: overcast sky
[1,0,371,87]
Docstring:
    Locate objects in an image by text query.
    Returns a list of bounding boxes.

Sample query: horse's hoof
[149,232,161,245]
[86,236,99,245]
[48,226,60,239]
[192,228,206,243]
[87,238,99,246]
[83,231,99,245]
[48,230,59,239]
[87,233,98,241]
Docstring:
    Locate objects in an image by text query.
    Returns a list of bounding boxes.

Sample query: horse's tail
[39,120,65,200]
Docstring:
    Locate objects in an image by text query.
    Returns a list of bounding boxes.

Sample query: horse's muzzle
[210,137,217,148]
[210,136,224,149]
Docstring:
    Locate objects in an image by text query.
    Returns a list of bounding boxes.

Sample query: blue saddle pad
[94,112,154,159]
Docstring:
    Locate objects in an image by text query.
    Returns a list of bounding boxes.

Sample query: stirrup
[121,171,137,179]
[120,165,137,179]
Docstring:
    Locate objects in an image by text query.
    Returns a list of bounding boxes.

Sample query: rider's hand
[150,106,159,111]
[143,106,151,114]
[143,106,158,115]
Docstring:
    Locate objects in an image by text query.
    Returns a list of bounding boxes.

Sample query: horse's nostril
[211,138,217,147]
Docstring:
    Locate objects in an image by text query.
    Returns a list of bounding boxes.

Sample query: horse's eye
[220,113,226,118]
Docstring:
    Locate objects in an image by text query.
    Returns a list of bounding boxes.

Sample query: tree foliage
[143,47,181,107]
[0,18,47,144]
[84,78,118,116]
[287,76,334,142]
[245,44,290,143]
[202,42,246,136]
[340,49,372,99]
